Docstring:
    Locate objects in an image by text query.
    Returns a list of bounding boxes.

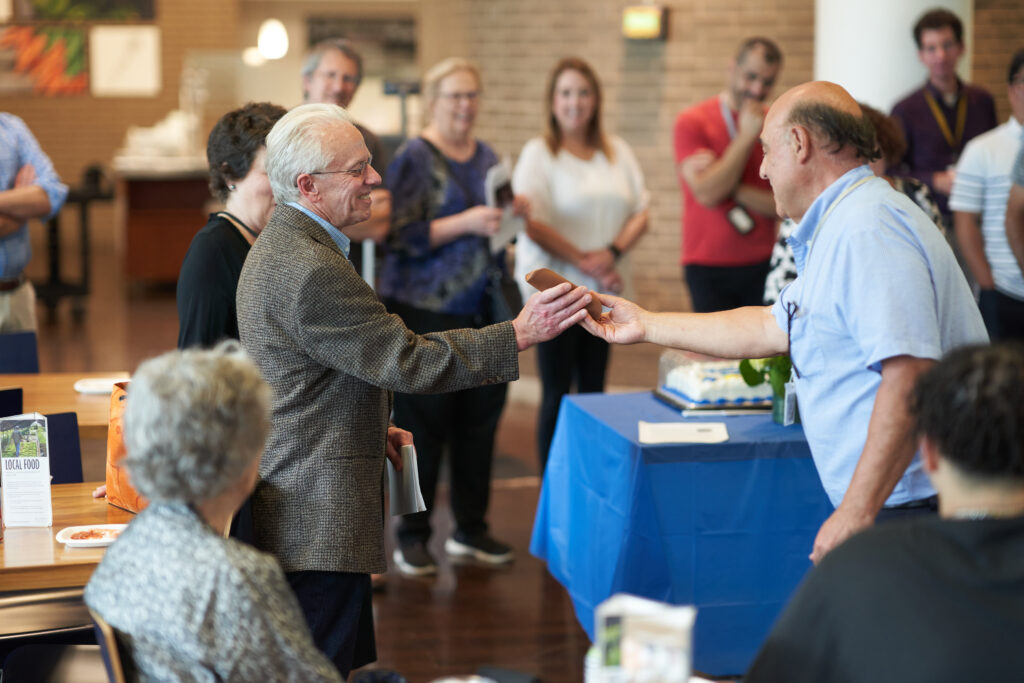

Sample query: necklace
[217,211,259,242]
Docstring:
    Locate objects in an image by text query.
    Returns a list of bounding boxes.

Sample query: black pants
[684,260,771,313]
[536,325,609,471]
[874,495,939,524]
[286,571,376,677]
[385,300,507,547]
[979,288,1024,341]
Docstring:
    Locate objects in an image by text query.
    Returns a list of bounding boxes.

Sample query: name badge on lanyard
[783,174,874,425]
[719,94,738,140]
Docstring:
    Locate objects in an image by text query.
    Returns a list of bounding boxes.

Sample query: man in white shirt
[950,49,1024,341]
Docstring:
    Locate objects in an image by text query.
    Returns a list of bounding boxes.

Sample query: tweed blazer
[236,204,519,574]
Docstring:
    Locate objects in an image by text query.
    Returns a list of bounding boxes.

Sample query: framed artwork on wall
[12,0,154,21]
[89,24,159,96]
[0,24,87,95]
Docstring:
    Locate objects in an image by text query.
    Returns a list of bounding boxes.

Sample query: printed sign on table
[1,413,53,527]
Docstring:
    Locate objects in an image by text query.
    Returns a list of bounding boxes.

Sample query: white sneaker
[444,534,514,565]
[392,544,437,576]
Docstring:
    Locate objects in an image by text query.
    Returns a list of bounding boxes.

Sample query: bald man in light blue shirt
[583,82,986,564]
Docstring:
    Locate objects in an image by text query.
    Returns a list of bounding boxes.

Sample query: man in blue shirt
[583,81,987,563]
[0,113,68,332]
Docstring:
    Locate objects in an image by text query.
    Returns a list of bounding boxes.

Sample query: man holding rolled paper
[583,81,986,565]
[235,102,591,677]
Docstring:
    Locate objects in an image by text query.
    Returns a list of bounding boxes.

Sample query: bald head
[758,81,880,221]
[770,81,879,163]
[777,81,861,118]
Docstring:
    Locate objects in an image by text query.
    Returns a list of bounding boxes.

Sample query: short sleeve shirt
[949,118,1024,299]
[673,96,776,267]
[771,166,987,507]
[1012,130,1024,187]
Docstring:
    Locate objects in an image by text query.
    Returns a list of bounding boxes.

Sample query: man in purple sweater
[890,8,996,228]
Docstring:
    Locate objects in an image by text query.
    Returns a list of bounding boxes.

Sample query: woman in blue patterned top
[380,58,527,576]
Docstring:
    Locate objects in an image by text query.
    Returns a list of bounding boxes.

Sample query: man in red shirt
[675,37,781,312]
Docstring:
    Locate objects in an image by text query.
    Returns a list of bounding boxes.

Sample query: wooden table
[0,372,128,441]
[0,482,135,592]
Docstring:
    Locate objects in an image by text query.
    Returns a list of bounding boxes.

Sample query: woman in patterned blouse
[85,343,342,682]
[379,58,528,576]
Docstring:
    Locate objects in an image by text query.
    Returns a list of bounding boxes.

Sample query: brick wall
[421,0,815,313]
[974,0,1024,123]
[7,0,239,251]
[420,0,1023,313]
[8,0,1020,291]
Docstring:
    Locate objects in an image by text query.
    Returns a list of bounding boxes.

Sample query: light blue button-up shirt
[771,165,987,507]
[0,114,69,279]
[286,201,350,259]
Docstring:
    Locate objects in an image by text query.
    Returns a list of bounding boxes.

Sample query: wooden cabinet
[116,170,211,283]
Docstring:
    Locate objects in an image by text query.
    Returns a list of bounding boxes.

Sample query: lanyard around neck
[923,89,968,152]
[719,94,738,141]
[804,176,872,265]
[785,174,871,381]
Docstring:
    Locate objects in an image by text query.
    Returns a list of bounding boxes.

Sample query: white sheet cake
[659,355,772,406]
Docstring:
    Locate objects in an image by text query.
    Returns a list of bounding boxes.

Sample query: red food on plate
[69,528,120,541]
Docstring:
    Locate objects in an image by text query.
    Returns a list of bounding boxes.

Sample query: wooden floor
[26,244,671,682]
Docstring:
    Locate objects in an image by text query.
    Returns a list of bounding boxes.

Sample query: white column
[814,0,972,112]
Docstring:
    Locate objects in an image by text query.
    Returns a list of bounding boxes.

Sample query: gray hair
[422,57,482,118]
[301,39,363,90]
[787,102,881,162]
[265,103,354,204]
[122,342,271,504]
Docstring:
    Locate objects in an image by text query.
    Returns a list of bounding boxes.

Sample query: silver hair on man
[265,102,354,205]
[301,38,363,85]
[122,341,271,504]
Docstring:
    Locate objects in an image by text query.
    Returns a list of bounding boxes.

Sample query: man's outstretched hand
[512,282,591,351]
[578,292,648,345]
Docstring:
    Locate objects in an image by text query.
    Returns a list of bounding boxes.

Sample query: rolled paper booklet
[387,444,427,516]
[524,267,603,320]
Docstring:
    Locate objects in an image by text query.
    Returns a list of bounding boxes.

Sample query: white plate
[55,524,127,548]
[73,377,129,395]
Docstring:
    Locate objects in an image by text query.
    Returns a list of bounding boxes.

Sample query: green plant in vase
[738,355,797,424]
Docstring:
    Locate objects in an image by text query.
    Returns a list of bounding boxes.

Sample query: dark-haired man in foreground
[746,343,1024,682]
[583,81,986,563]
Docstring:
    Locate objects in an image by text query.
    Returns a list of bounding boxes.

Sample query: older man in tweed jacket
[236,103,591,677]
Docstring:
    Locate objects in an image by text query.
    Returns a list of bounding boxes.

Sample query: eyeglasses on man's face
[308,158,373,179]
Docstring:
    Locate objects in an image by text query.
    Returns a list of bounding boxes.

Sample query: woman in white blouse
[513,56,649,469]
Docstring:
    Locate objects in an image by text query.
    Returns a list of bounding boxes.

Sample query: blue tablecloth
[530,392,833,675]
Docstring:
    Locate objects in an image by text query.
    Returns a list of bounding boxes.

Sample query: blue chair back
[0,331,40,373]
[46,412,83,484]
[88,609,128,683]
[0,387,23,417]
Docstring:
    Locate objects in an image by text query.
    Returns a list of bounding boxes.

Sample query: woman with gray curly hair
[84,343,342,682]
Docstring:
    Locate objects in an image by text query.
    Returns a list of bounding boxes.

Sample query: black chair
[45,412,83,484]
[0,331,40,373]
[0,643,109,683]
[0,387,23,417]
[89,609,128,683]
